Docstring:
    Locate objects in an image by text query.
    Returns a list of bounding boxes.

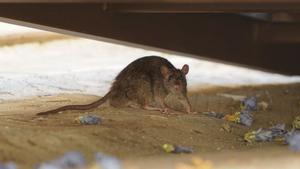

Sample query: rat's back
[115,56,175,81]
[108,56,175,106]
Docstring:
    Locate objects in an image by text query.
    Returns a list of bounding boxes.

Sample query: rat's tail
[37,92,111,116]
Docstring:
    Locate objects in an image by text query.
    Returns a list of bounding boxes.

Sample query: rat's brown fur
[37,56,192,115]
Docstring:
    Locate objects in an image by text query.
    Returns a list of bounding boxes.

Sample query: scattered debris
[285,131,300,152]
[37,151,122,169]
[239,111,253,127]
[220,123,231,133]
[37,151,86,169]
[258,101,269,111]
[75,115,102,125]
[292,116,300,130]
[217,93,246,101]
[0,162,17,169]
[244,121,300,152]
[202,111,224,119]
[162,144,193,154]
[223,112,240,123]
[223,96,257,126]
[204,96,257,127]
[94,152,122,169]
[241,96,257,111]
[244,131,256,143]
[223,110,253,127]
[244,124,287,143]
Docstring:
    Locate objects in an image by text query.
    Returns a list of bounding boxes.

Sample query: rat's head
[161,64,189,96]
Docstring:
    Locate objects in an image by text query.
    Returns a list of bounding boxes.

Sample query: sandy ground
[0,83,299,168]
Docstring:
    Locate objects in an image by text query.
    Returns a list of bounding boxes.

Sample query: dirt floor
[0,83,299,168]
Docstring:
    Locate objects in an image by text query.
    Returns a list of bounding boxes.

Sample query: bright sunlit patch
[0,22,299,100]
[0,22,46,36]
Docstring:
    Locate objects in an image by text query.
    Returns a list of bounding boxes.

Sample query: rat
[37,56,194,115]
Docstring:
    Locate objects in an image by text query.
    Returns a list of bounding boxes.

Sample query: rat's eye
[168,75,173,81]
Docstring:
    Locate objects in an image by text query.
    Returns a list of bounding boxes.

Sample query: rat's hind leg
[126,101,141,109]
[152,97,169,113]
[139,97,169,113]
[128,77,167,113]
[152,82,170,113]
[126,99,163,112]
[135,89,165,112]
[142,100,164,112]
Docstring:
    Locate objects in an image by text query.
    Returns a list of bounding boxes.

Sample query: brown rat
[37,56,193,115]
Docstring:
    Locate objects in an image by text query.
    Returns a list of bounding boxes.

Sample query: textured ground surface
[0,84,299,168]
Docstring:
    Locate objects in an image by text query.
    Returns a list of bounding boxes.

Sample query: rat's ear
[181,64,189,75]
[160,65,171,79]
